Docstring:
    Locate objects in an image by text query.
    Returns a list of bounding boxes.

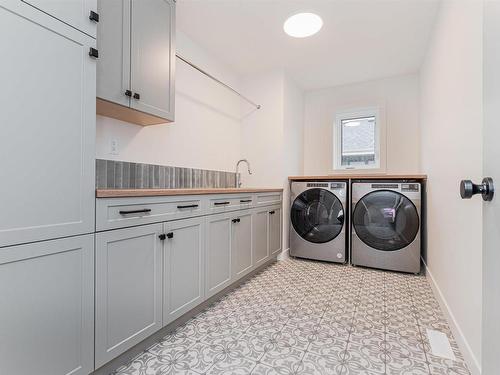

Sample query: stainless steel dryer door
[291,188,344,244]
[353,190,420,251]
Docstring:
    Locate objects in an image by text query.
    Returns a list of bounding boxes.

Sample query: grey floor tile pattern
[112,259,470,375]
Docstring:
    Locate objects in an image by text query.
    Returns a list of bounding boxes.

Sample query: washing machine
[290,181,347,263]
[351,180,421,273]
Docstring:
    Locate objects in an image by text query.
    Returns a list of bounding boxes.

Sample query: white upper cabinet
[96,0,130,107]
[97,0,175,125]
[22,0,98,37]
[130,0,175,120]
[0,2,96,247]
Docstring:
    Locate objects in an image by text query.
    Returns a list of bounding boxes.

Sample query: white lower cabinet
[252,208,270,267]
[95,224,163,368]
[205,212,233,298]
[163,217,205,325]
[231,210,253,279]
[269,206,283,255]
[0,235,94,375]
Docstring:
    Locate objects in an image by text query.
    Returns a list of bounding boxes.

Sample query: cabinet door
[0,3,96,247]
[163,217,205,325]
[22,0,98,37]
[253,208,269,268]
[205,212,232,298]
[95,224,163,368]
[0,235,94,375]
[232,210,253,278]
[96,0,131,107]
[269,206,282,256]
[130,0,175,121]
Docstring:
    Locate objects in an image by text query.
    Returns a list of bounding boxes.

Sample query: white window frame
[333,107,386,172]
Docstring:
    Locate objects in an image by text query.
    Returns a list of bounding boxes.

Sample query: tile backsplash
[96,159,238,189]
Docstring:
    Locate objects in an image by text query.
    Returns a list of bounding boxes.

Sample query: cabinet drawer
[256,192,282,207]
[96,195,206,231]
[208,195,254,213]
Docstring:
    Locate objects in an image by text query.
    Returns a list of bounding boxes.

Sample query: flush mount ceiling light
[284,12,323,38]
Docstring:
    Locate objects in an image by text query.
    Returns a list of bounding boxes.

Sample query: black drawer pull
[269,210,276,215]
[167,232,174,239]
[214,201,230,206]
[177,204,199,209]
[88,47,99,58]
[119,208,152,215]
[240,199,252,203]
[232,218,241,223]
[89,10,99,22]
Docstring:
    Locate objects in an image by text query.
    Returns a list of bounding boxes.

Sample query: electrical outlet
[110,139,119,155]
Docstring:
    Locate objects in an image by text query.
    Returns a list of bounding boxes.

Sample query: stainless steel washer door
[353,190,419,251]
[291,188,344,244]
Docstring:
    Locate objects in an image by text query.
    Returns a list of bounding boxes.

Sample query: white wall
[240,70,304,250]
[419,1,483,374]
[96,31,242,172]
[303,74,420,175]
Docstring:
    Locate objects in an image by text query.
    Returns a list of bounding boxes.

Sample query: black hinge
[89,47,99,58]
[133,93,140,100]
[125,90,132,97]
[159,234,166,241]
[89,10,99,22]
[166,232,174,239]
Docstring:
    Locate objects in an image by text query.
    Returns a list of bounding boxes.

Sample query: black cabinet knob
[159,234,166,241]
[232,218,241,223]
[125,90,132,97]
[167,232,174,239]
[460,177,494,201]
[269,210,275,215]
[89,10,99,22]
[133,93,140,100]
[88,47,99,58]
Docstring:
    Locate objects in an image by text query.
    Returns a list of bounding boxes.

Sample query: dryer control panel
[401,183,420,192]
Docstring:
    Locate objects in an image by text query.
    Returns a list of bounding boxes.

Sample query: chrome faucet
[235,159,252,188]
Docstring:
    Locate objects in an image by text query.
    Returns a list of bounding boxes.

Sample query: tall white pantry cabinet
[0,1,97,374]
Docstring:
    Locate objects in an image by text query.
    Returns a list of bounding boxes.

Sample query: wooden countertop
[288,174,427,181]
[96,188,283,198]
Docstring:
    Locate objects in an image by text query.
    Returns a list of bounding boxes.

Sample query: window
[333,108,384,170]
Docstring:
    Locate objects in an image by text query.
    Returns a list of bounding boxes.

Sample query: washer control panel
[401,183,420,192]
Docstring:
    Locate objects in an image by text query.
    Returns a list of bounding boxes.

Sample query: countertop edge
[288,174,427,181]
[96,188,284,198]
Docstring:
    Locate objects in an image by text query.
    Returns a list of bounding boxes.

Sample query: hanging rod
[176,53,261,110]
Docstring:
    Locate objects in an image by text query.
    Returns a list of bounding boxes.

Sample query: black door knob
[166,232,174,239]
[460,177,494,201]
[133,93,140,100]
[125,90,132,97]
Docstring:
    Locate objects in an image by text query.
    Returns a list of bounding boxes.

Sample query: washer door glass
[353,190,419,251]
[291,188,344,244]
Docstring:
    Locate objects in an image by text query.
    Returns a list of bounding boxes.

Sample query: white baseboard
[423,258,481,375]
[277,248,290,261]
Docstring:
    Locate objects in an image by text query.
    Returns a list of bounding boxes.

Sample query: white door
[163,217,205,325]
[96,0,131,107]
[269,206,282,255]
[0,235,94,375]
[253,208,269,267]
[130,0,175,120]
[21,0,97,37]
[0,2,96,247]
[205,212,232,298]
[95,224,163,368]
[231,210,253,278]
[481,3,500,373]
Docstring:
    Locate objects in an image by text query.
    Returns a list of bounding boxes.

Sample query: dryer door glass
[353,190,419,251]
[291,188,344,244]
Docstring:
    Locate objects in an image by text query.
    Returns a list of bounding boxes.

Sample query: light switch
[110,139,119,155]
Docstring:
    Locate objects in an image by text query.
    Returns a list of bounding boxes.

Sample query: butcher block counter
[96,187,283,198]
[288,174,427,181]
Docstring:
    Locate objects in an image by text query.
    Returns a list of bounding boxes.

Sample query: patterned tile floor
[113,258,470,375]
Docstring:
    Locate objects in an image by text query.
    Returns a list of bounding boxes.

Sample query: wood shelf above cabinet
[96,98,172,126]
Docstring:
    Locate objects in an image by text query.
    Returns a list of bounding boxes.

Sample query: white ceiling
[177,0,440,90]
